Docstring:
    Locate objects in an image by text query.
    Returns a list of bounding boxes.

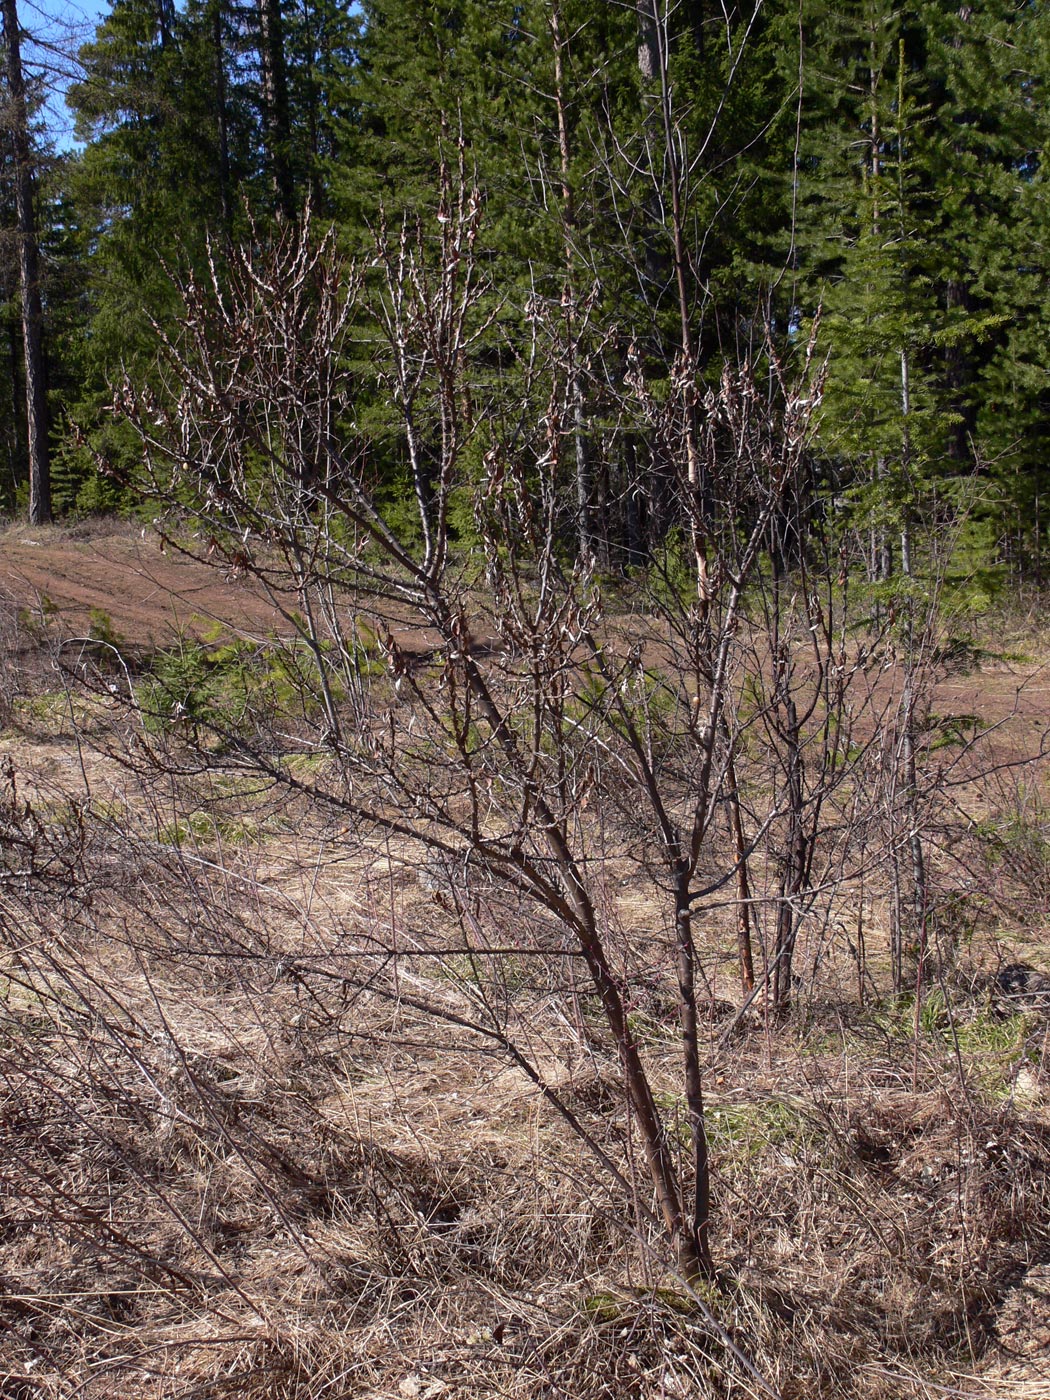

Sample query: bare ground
[0,520,290,645]
[4,520,1050,740]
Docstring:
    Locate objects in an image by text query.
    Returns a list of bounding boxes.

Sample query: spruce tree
[791,0,1050,575]
[921,0,1050,565]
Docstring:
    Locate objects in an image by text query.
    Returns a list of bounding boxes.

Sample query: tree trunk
[899,348,928,971]
[211,0,232,237]
[5,310,23,501]
[550,2,599,566]
[772,685,807,1013]
[724,750,755,993]
[257,0,294,218]
[455,635,711,1278]
[157,0,175,47]
[2,0,50,525]
[674,872,714,1277]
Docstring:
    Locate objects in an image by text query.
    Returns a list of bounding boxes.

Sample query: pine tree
[285,0,358,209]
[67,0,230,371]
[58,0,355,503]
[335,2,639,552]
[339,0,797,561]
[789,0,963,572]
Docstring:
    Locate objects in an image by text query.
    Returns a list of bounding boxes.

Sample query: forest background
[3,0,1050,586]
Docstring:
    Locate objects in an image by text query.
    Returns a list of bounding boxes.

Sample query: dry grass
[2,593,1050,1400]
[2,797,1048,1400]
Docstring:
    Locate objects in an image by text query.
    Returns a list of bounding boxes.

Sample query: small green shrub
[925,711,981,752]
[138,633,349,741]
[88,607,124,649]
[139,639,223,734]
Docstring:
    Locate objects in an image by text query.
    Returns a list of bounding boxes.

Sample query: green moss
[157,809,272,848]
[581,1285,706,1324]
[581,1290,626,1324]
[707,1096,819,1162]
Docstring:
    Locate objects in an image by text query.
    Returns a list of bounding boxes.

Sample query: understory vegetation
[1,598,1049,1398]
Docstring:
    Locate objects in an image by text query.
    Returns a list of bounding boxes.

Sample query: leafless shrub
[74,171,1042,1313]
[2,730,1049,1395]
[80,187,827,1292]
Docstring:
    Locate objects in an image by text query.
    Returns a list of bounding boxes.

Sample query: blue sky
[19,0,108,146]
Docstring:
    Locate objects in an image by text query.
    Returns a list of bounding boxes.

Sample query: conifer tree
[67,0,233,374]
[920,0,1050,560]
[790,0,1050,571]
[2,0,50,522]
[58,0,354,504]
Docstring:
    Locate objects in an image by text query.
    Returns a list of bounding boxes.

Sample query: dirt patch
[4,522,1050,726]
[0,520,289,646]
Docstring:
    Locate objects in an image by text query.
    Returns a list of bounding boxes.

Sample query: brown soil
[0,520,289,646]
